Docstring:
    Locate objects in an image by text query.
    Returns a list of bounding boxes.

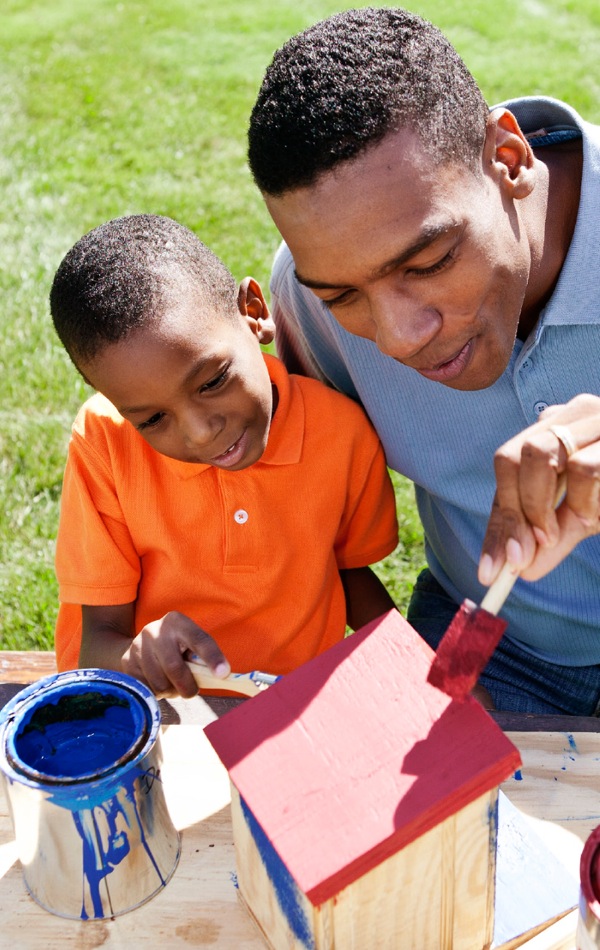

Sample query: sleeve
[270,242,330,381]
[55,425,141,606]
[270,242,361,400]
[333,409,399,570]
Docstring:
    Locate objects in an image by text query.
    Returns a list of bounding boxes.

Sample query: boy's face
[81,284,275,469]
[265,121,534,391]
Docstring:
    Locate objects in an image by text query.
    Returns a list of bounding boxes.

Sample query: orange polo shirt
[55,355,398,673]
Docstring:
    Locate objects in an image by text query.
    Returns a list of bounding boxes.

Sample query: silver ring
[548,424,577,459]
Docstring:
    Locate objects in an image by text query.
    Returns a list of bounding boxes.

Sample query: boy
[50,214,399,698]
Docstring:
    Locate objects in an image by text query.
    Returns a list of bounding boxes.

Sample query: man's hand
[479,394,600,583]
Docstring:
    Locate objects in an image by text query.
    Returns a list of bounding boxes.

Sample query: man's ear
[237,277,276,345]
[484,108,535,199]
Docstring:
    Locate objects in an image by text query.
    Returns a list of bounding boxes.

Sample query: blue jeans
[407,569,600,716]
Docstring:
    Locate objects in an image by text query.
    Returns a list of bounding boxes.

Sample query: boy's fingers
[183,629,231,677]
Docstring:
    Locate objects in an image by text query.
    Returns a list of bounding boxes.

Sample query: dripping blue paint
[0,669,179,920]
[71,766,166,919]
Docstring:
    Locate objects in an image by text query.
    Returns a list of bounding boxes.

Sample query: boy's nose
[180,412,224,448]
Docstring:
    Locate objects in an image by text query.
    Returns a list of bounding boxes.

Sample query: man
[247,7,600,714]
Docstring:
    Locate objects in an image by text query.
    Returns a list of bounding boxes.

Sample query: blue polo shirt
[270,96,600,665]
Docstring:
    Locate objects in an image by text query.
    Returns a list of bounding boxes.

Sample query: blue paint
[0,669,178,920]
[10,683,147,782]
[514,770,523,781]
[567,734,578,753]
[74,768,166,919]
[240,796,314,949]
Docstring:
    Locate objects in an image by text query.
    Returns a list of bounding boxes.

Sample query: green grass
[1,0,599,648]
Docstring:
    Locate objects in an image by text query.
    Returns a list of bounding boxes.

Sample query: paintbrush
[185,654,280,698]
[428,474,567,701]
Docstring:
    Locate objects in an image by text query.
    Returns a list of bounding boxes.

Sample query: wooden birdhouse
[205,609,521,949]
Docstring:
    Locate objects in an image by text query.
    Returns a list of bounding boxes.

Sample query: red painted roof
[205,609,521,905]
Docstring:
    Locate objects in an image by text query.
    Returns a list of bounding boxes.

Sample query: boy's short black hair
[50,214,237,365]
[248,7,489,195]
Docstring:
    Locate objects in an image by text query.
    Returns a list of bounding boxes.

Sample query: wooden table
[1,652,599,949]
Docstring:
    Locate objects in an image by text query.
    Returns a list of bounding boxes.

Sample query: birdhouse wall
[231,784,497,950]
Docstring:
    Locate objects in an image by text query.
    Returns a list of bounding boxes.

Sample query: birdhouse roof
[205,610,520,905]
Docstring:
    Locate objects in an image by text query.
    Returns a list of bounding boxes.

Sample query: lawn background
[1,0,599,650]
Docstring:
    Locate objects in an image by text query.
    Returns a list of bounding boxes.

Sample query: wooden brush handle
[185,661,263,698]
[479,472,567,617]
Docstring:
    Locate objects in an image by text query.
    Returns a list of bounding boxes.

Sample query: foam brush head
[427,599,508,701]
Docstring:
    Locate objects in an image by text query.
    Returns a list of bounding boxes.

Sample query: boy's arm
[80,602,136,670]
[340,566,397,632]
[80,604,230,698]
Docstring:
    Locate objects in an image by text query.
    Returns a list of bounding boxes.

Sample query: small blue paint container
[0,669,180,919]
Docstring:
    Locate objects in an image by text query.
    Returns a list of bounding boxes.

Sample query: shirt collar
[501,97,600,329]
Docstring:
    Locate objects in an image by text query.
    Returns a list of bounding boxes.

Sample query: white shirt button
[234,509,248,524]
[533,401,549,416]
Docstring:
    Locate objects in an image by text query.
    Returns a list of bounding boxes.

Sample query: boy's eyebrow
[118,356,213,415]
[294,222,456,289]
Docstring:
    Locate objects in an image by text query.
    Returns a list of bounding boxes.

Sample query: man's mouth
[416,340,474,383]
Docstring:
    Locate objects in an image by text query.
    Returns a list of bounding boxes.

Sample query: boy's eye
[200,366,230,392]
[137,411,165,431]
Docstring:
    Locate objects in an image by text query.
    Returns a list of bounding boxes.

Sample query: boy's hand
[122,611,230,698]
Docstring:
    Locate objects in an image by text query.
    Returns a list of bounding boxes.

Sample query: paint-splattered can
[578,825,600,949]
[0,668,180,919]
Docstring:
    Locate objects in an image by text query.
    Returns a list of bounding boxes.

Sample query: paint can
[577,825,600,949]
[0,668,180,919]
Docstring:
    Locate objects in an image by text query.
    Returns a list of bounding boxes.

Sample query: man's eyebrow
[294,222,456,289]
[118,356,212,415]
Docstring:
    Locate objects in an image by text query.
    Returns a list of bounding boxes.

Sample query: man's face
[266,126,532,391]
[81,292,274,469]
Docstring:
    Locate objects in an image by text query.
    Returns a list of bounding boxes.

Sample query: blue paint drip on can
[0,669,180,920]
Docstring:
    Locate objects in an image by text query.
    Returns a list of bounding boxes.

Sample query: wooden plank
[0,651,57,683]
[206,610,520,905]
[493,712,600,733]
[501,731,600,845]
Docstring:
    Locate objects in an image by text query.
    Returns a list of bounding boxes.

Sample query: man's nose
[369,293,441,362]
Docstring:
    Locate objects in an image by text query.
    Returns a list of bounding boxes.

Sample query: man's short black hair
[50,214,237,365]
[248,7,489,195]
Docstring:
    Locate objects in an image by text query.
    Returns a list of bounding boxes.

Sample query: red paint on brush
[427,599,508,701]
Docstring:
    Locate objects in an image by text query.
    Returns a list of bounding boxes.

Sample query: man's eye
[137,412,164,431]
[323,290,355,308]
[408,250,455,277]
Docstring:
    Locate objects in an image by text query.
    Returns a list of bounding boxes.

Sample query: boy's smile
[80,285,275,469]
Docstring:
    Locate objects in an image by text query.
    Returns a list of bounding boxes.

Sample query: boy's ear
[484,109,535,199]
[237,277,275,345]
